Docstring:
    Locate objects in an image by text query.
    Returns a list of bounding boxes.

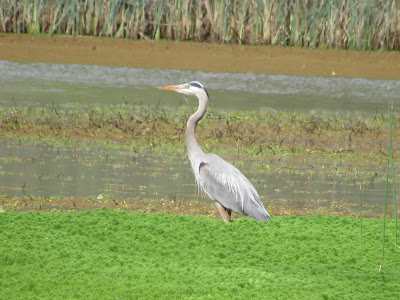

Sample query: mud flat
[0,33,400,79]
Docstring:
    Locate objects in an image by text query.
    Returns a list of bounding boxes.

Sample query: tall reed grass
[381,86,398,269]
[0,0,399,50]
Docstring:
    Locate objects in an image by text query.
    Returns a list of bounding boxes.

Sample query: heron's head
[158,81,209,98]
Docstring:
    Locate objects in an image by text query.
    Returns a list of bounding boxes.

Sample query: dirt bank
[1,34,399,79]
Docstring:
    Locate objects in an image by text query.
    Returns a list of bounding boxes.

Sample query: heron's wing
[198,153,270,221]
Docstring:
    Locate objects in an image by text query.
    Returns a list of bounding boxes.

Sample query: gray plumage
[158,81,270,222]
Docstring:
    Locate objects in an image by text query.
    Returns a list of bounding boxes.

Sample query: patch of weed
[0,211,399,299]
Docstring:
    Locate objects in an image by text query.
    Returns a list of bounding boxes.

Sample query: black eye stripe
[189,82,203,89]
[188,81,209,98]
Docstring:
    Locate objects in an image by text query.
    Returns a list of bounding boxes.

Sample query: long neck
[186,90,208,161]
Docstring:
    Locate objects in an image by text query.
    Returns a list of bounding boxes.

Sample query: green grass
[1,0,399,50]
[0,210,399,299]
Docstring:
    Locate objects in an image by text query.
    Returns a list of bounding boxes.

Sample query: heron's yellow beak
[158,83,192,95]
[158,83,189,92]
[157,85,180,91]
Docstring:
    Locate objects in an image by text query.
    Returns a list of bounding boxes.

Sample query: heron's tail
[243,196,271,221]
[249,208,271,221]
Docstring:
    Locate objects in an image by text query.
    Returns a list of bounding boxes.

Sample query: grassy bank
[0,210,399,299]
[1,0,399,50]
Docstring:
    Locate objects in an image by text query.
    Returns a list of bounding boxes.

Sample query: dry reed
[0,0,399,50]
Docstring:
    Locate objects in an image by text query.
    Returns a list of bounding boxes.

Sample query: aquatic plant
[0,0,399,50]
[359,184,362,236]
[382,87,398,265]
[0,210,399,299]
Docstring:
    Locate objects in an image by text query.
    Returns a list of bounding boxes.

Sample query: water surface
[1,60,399,114]
[0,139,390,215]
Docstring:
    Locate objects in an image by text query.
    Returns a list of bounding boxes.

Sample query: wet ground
[1,34,400,80]
[0,137,391,218]
[0,33,399,218]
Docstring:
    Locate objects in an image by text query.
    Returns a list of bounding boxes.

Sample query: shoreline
[0,33,399,80]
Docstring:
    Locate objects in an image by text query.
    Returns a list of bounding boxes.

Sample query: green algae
[0,211,399,299]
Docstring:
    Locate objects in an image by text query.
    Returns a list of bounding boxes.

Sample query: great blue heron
[158,81,271,222]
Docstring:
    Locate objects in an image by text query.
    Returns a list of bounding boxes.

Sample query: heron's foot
[216,203,230,223]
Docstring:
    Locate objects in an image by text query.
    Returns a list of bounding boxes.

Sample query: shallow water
[1,60,399,114]
[0,139,390,214]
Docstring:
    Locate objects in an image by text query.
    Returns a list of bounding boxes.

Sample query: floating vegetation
[0,0,399,50]
[0,210,399,298]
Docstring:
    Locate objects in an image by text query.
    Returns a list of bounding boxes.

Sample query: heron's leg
[216,203,229,223]
[227,209,232,222]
